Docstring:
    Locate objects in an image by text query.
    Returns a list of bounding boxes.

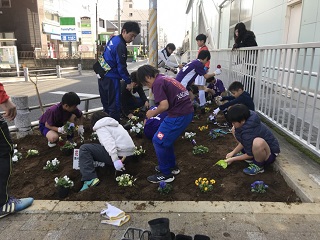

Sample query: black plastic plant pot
[136,133,143,138]
[61,148,73,156]
[148,218,170,237]
[58,186,70,199]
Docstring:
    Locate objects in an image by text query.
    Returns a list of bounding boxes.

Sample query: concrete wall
[300,0,320,42]
[251,0,287,46]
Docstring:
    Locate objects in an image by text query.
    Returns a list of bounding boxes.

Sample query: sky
[99,0,188,47]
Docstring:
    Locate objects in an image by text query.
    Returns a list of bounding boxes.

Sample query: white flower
[116,173,136,187]
[12,155,19,162]
[130,122,144,134]
[27,149,39,157]
[54,177,59,183]
[185,132,196,139]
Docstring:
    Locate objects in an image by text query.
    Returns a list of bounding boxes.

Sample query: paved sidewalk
[1,73,320,239]
[1,201,320,240]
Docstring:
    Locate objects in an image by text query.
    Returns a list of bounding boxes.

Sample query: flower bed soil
[10,108,301,202]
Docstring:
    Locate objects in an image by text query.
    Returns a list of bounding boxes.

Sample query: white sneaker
[48,142,56,148]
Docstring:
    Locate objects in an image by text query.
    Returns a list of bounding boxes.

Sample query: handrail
[181,41,320,157]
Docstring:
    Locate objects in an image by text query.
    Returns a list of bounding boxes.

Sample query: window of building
[129,13,133,17]
[0,32,15,46]
[0,0,11,8]
[45,12,59,23]
[99,18,105,28]
[228,0,253,48]
[129,4,132,8]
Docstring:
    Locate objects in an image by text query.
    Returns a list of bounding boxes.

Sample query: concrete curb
[272,131,320,203]
[22,200,320,215]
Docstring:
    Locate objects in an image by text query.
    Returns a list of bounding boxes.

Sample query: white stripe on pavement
[49,91,99,98]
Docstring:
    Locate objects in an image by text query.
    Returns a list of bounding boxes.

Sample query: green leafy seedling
[214,159,228,169]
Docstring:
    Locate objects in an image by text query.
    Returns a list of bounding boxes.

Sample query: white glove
[214,68,221,75]
[113,160,125,171]
[78,125,84,135]
[213,108,220,115]
[58,127,66,134]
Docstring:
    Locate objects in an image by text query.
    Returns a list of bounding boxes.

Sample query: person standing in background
[232,22,258,98]
[0,83,34,218]
[194,34,211,113]
[158,43,183,72]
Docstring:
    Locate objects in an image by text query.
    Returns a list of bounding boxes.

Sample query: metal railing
[29,50,96,59]
[182,42,320,157]
[23,64,82,81]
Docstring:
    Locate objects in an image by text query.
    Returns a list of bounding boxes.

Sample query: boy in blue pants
[137,65,194,183]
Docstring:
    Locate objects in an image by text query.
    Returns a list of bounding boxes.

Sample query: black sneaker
[147,173,175,183]
[155,165,180,175]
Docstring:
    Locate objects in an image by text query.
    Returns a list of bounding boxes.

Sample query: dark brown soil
[9,106,301,202]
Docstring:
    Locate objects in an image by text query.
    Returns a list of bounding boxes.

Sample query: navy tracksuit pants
[0,122,13,207]
[98,76,121,122]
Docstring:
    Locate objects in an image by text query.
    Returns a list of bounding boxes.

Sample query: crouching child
[78,111,135,191]
[225,104,280,175]
[39,92,84,147]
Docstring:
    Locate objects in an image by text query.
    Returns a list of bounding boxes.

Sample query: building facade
[183,0,319,51]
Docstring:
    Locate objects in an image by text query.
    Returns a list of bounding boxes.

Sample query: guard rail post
[78,64,82,75]
[23,67,29,82]
[56,65,61,78]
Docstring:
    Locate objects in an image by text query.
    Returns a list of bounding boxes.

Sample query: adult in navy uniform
[99,21,140,121]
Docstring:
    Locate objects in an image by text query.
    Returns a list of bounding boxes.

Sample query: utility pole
[118,0,121,34]
[148,0,158,105]
[143,29,145,55]
[148,0,158,67]
[96,0,99,60]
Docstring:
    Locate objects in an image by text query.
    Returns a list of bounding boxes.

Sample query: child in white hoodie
[79,111,135,191]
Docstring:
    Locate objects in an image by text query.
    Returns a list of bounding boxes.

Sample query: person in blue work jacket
[98,21,140,121]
